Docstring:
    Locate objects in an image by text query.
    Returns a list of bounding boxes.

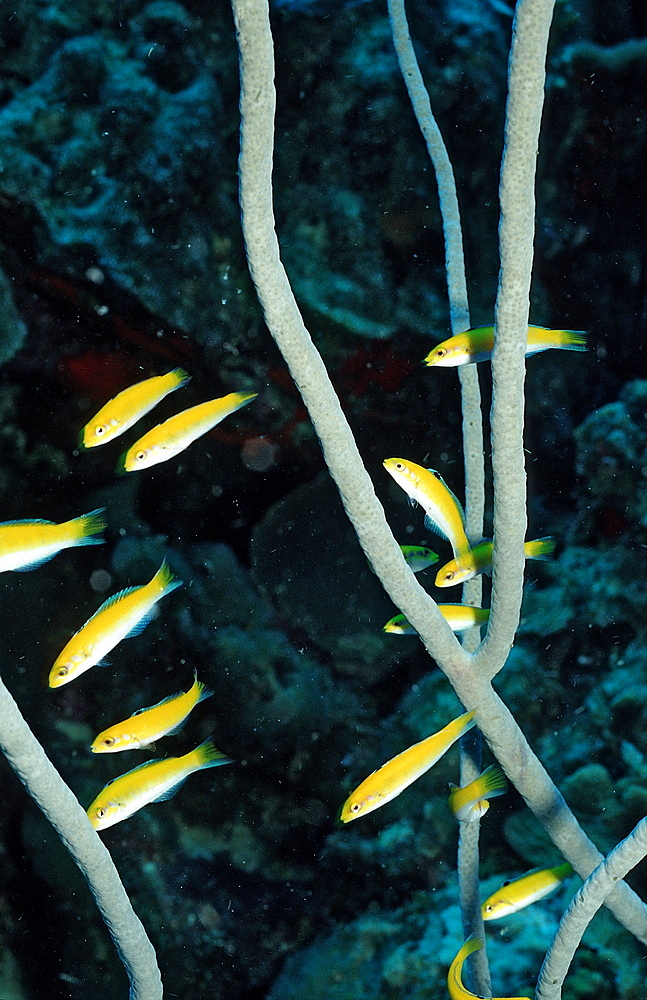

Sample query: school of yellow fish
[1,370,257,831]
[3,324,584,995]
[342,324,585,996]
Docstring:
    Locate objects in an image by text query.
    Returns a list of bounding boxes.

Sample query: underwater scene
[0,0,646,997]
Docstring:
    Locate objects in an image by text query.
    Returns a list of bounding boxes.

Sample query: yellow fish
[49,561,182,688]
[80,368,191,448]
[383,458,469,558]
[400,545,439,572]
[91,673,213,752]
[482,862,574,921]
[87,738,232,830]
[448,935,528,1000]
[121,390,258,472]
[340,710,476,823]
[424,325,587,367]
[435,536,555,588]
[448,764,507,823]
[0,508,106,573]
[384,605,490,635]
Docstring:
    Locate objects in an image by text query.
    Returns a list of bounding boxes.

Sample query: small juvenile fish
[384,458,469,558]
[448,935,527,1000]
[91,673,213,752]
[80,368,191,448]
[87,738,232,830]
[384,605,490,635]
[424,325,587,367]
[0,509,106,573]
[400,545,439,572]
[482,862,575,920]
[435,536,555,588]
[339,710,476,823]
[121,390,258,472]
[448,764,508,823]
[49,561,182,688]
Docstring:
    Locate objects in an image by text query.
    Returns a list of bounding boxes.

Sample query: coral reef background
[0,0,645,997]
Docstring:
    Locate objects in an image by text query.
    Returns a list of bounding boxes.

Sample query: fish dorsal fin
[0,517,55,526]
[429,471,465,520]
[98,586,141,612]
[133,691,181,715]
[104,757,163,786]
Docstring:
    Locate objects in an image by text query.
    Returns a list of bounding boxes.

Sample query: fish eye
[350,802,361,813]
[103,737,116,747]
[97,807,106,818]
[395,462,404,471]
[484,903,493,913]
[57,665,69,677]
[444,571,455,582]
[136,450,147,462]
[95,424,106,436]
[437,348,447,357]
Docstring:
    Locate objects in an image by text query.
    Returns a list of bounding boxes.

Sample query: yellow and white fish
[383,605,490,635]
[482,862,575,920]
[121,390,258,472]
[425,325,587,368]
[49,561,182,688]
[80,368,191,448]
[87,738,232,830]
[91,673,213,752]
[400,545,439,572]
[435,537,555,588]
[448,935,527,1000]
[383,458,469,558]
[0,508,106,573]
[340,710,476,823]
[448,764,507,823]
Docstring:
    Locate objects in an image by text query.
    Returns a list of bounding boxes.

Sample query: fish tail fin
[153,560,183,596]
[555,861,575,878]
[229,390,258,412]
[480,764,508,799]
[168,367,192,390]
[189,738,233,771]
[461,934,483,959]
[193,670,214,704]
[526,536,556,561]
[68,508,108,546]
[560,330,587,351]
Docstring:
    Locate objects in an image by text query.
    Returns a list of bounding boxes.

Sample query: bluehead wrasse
[448,764,507,823]
[400,545,439,572]
[0,509,106,573]
[49,561,182,688]
[384,458,469,558]
[80,368,191,449]
[425,325,587,368]
[120,390,258,472]
[482,862,575,920]
[91,673,213,752]
[384,605,490,636]
[86,738,232,830]
[339,710,476,823]
[435,536,555,588]
[383,614,417,635]
[448,935,528,1000]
